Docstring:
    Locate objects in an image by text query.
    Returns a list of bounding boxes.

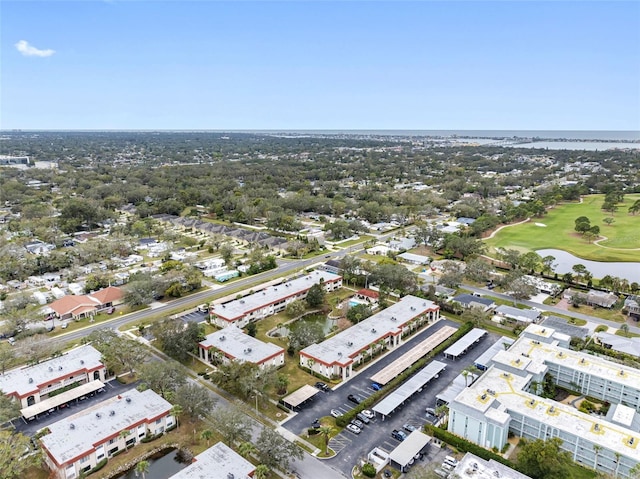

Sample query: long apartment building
[40,389,174,479]
[0,344,106,418]
[299,295,440,381]
[448,324,640,478]
[210,270,342,328]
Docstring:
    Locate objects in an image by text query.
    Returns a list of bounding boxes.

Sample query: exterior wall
[199,346,285,370]
[448,409,507,450]
[18,367,106,408]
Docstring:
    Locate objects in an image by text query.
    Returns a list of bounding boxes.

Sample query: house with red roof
[48,286,123,321]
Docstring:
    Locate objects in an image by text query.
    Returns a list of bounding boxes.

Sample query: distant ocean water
[238,130,640,141]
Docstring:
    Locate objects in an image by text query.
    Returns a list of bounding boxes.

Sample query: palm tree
[318,425,335,456]
[254,464,270,479]
[170,404,183,430]
[118,429,131,451]
[592,444,602,471]
[238,441,256,459]
[135,460,149,479]
[614,451,622,478]
[201,429,213,447]
[620,323,630,337]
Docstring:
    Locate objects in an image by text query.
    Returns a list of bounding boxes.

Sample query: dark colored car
[315,382,329,392]
[391,429,407,441]
[347,394,360,405]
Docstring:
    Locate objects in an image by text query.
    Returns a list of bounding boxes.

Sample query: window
[108,438,116,445]
[79,455,90,464]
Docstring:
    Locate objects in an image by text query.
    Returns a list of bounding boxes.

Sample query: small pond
[112,447,188,479]
[536,249,640,284]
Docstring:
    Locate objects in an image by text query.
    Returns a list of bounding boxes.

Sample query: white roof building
[300,295,440,381]
[40,389,174,479]
[448,324,640,478]
[168,442,255,479]
[210,270,342,327]
[198,325,285,369]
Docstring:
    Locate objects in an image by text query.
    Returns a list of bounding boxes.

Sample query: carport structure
[370,326,457,386]
[373,361,446,419]
[280,384,320,411]
[443,328,487,359]
[389,430,432,472]
[20,380,105,420]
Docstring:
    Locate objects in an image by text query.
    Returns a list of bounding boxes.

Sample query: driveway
[282,319,501,476]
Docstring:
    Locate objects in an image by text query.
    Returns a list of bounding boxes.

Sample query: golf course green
[484,194,640,262]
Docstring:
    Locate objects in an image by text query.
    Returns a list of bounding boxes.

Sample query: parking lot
[282,318,500,476]
[179,310,207,324]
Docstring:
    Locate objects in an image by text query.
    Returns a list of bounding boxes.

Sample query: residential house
[564,288,618,308]
[494,305,540,324]
[47,286,123,321]
[624,295,640,319]
[397,252,431,265]
[25,239,56,255]
[452,294,496,312]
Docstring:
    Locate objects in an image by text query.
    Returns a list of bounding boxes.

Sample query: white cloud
[15,40,55,58]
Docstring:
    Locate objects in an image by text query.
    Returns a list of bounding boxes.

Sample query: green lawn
[484,194,640,262]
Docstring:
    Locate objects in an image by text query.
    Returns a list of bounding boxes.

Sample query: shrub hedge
[424,424,512,467]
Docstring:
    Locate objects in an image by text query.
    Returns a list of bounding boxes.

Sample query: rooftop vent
[481,394,487,400]
[228,473,235,479]
[391,316,396,321]
[263,292,266,295]
[549,406,555,413]
[245,348,252,354]
[541,329,546,333]
[530,399,535,406]
[558,352,563,357]
[410,306,416,311]
[70,423,75,429]
[338,352,342,356]
[59,366,63,370]
[220,335,225,341]
[581,358,586,364]
[110,410,115,416]
[80,360,84,365]
[240,300,245,304]
[28,378,33,383]
[347,342,353,347]
[125,397,132,403]
[620,370,625,376]
[630,438,635,446]
[371,328,377,334]
[96,412,101,418]
[48,367,53,372]
[594,423,600,431]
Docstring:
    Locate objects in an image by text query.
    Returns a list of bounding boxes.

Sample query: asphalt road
[282,319,501,477]
[460,283,640,334]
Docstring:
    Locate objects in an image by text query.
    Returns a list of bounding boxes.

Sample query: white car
[346,423,361,434]
[330,409,342,418]
[361,409,375,419]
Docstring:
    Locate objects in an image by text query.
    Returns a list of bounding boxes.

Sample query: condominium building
[40,389,174,479]
[198,325,285,369]
[168,442,255,479]
[0,344,106,417]
[210,270,342,328]
[448,324,640,478]
[299,295,440,381]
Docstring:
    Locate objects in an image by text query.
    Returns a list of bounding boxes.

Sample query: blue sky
[2,1,639,130]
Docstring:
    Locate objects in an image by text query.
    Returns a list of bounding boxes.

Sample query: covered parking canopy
[389,430,432,472]
[371,326,457,386]
[373,361,446,418]
[280,384,320,410]
[443,328,487,359]
[21,380,105,419]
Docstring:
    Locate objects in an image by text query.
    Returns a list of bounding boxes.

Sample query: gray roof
[494,305,540,323]
[199,325,284,364]
[397,252,431,264]
[211,271,342,321]
[389,430,432,467]
[301,295,439,366]
[0,344,103,398]
[168,442,254,479]
[373,360,446,416]
[453,294,495,308]
[40,389,172,466]
[443,328,487,358]
[595,332,640,357]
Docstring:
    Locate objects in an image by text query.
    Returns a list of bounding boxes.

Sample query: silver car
[346,423,361,434]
